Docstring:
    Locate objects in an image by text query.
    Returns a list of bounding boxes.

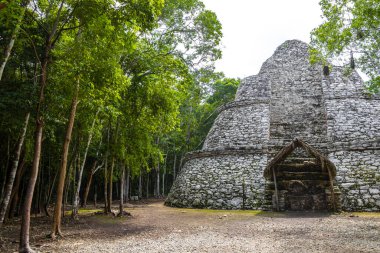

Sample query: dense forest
[0,0,238,252]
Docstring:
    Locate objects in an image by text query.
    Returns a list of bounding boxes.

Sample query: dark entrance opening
[264,139,341,212]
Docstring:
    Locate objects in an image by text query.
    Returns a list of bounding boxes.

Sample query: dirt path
[1,200,380,252]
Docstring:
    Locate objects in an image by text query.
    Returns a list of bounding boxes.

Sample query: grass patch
[91,215,129,225]
[344,212,380,218]
[64,208,102,216]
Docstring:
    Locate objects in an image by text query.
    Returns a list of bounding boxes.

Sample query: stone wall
[203,103,270,151]
[166,152,267,209]
[329,150,380,211]
[325,99,380,142]
[321,67,380,211]
[267,40,327,147]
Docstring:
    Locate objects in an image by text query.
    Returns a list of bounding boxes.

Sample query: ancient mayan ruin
[166,40,380,212]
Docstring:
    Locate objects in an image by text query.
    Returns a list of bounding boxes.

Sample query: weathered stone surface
[166,40,380,211]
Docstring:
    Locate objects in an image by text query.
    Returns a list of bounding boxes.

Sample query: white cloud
[202,0,323,78]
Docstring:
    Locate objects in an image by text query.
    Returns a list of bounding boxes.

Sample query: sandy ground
[1,200,380,252]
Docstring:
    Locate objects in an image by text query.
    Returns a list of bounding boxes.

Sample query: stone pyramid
[166,40,380,211]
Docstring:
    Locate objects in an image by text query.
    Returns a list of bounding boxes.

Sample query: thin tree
[51,79,80,238]
[0,113,29,225]
[72,109,99,218]
[19,2,68,251]
[118,163,125,216]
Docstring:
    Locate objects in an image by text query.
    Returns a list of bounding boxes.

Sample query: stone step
[266,180,330,191]
[277,171,329,180]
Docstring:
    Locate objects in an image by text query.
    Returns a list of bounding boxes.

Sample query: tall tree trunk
[72,110,99,218]
[51,79,79,238]
[44,168,58,217]
[118,164,125,216]
[146,172,149,199]
[34,160,42,216]
[82,161,96,208]
[0,0,29,81]
[0,136,10,205]
[173,153,177,180]
[19,122,42,253]
[0,113,30,225]
[125,167,130,202]
[103,156,108,214]
[107,118,119,212]
[155,164,160,198]
[138,168,142,199]
[178,153,184,173]
[107,157,114,213]
[94,185,97,208]
[64,140,78,206]
[20,42,49,253]
[19,2,65,250]
[7,149,26,219]
[103,124,111,214]
[162,153,167,197]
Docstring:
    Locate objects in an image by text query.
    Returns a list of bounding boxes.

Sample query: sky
[202,0,323,79]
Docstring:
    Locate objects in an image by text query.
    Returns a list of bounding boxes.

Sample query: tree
[0,0,29,81]
[310,0,380,93]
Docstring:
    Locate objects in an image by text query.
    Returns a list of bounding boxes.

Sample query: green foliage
[0,0,227,200]
[311,0,380,93]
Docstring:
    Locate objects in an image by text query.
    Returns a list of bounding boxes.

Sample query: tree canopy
[310,0,380,93]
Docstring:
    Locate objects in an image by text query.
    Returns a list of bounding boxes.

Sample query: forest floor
[1,199,380,252]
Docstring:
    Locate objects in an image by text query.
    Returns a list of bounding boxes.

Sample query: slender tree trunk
[34,160,42,216]
[146,172,149,199]
[118,164,125,216]
[72,110,99,218]
[103,156,108,214]
[64,162,72,205]
[107,157,114,213]
[107,118,119,212]
[156,164,160,198]
[162,153,167,196]
[82,161,96,208]
[173,153,177,179]
[94,185,97,208]
[51,79,79,238]
[0,113,30,225]
[20,2,65,249]
[19,119,43,253]
[179,153,184,173]
[44,168,58,217]
[7,150,26,219]
[125,167,130,202]
[64,140,78,205]
[115,182,118,200]
[0,136,10,205]
[138,168,142,199]
[104,124,111,214]
[19,43,49,253]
